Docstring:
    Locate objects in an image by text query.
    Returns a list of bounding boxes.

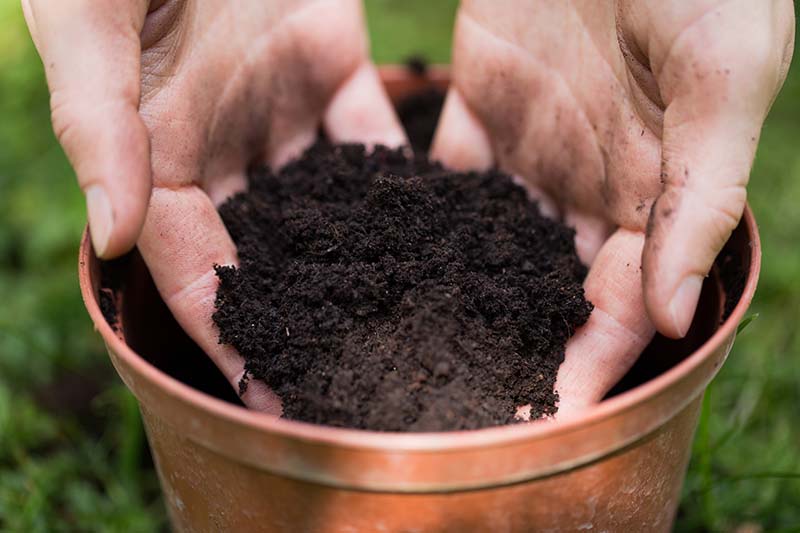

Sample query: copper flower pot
[78,66,761,532]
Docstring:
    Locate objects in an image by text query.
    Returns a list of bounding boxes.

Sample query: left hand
[23,0,405,411]
[432,0,794,416]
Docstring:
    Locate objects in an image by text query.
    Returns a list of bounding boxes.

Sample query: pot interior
[94,67,751,412]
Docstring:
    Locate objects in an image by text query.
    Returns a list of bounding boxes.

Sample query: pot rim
[78,205,760,452]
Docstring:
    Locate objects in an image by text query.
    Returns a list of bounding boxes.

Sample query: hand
[432,0,794,416]
[24,0,406,410]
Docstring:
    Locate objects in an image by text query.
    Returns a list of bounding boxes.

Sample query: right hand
[432,0,793,416]
[24,0,406,410]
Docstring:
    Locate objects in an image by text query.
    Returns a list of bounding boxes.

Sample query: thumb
[642,1,793,338]
[642,115,752,339]
[24,0,151,258]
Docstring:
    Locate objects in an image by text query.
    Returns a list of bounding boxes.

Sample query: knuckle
[49,92,82,148]
[704,186,745,234]
[164,269,218,321]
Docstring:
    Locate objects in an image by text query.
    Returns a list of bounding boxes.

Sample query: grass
[0,1,798,531]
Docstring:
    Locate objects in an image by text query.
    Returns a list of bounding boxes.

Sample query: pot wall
[141,399,700,532]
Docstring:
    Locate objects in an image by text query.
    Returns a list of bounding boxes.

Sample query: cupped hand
[432,0,794,416]
[24,0,406,410]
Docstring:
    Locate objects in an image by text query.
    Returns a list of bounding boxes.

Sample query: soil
[396,56,445,152]
[98,254,132,331]
[404,54,429,77]
[397,88,445,153]
[213,142,592,432]
[98,288,118,330]
[718,247,746,321]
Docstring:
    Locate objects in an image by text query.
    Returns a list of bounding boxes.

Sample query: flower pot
[78,66,761,532]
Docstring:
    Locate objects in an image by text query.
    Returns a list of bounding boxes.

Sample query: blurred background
[0,1,798,531]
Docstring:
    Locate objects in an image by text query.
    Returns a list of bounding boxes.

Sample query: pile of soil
[213,142,592,432]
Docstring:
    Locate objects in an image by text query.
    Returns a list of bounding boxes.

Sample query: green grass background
[0,1,798,531]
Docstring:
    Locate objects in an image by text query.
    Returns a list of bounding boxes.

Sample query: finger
[642,0,793,338]
[323,62,407,150]
[430,88,494,171]
[555,229,656,418]
[26,0,152,258]
[138,186,280,413]
[564,209,615,267]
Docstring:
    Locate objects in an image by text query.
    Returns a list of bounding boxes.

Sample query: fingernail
[85,185,113,257]
[669,276,703,338]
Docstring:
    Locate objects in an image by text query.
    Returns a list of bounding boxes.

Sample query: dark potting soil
[718,247,746,321]
[98,254,132,331]
[213,142,593,432]
[396,55,446,153]
[397,88,445,153]
[404,54,429,77]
